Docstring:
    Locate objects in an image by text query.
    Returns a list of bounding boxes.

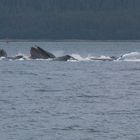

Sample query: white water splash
[1,52,140,62]
[118,52,140,61]
[0,57,6,60]
[71,54,90,61]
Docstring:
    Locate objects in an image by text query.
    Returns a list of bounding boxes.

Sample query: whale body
[53,55,77,61]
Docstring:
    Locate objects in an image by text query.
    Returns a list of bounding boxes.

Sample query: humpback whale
[30,46,76,61]
[0,47,117,61]
[30,45,55,59]
[0,48,25,60]
[0,49,7,57]
[0,47,75,61]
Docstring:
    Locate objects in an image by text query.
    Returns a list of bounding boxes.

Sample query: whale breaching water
[0,46,77,61]
[90,56,117,61]
[0,49,7,57]
[30,45,76,61]
[0,46,119,61]
[30,45,55,59]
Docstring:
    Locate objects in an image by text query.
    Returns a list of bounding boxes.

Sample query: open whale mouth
[30,45,56,59]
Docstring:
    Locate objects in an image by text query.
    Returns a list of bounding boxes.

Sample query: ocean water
[0,41,140,140]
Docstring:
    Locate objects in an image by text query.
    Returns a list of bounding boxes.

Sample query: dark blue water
[0,41,140,140]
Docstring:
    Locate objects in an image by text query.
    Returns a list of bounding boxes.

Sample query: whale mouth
[30,46,56,59]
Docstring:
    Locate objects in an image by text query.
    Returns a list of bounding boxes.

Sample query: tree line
[0,0,140,40]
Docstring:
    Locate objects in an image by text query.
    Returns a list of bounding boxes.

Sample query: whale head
[0,49,7,57]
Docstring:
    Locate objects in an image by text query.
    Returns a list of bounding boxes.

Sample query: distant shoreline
[1,39,140,42]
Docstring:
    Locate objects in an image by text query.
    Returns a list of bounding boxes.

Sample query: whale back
[53,55,77,61]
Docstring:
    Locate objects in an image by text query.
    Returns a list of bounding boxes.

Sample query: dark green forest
[0,0,140,40]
